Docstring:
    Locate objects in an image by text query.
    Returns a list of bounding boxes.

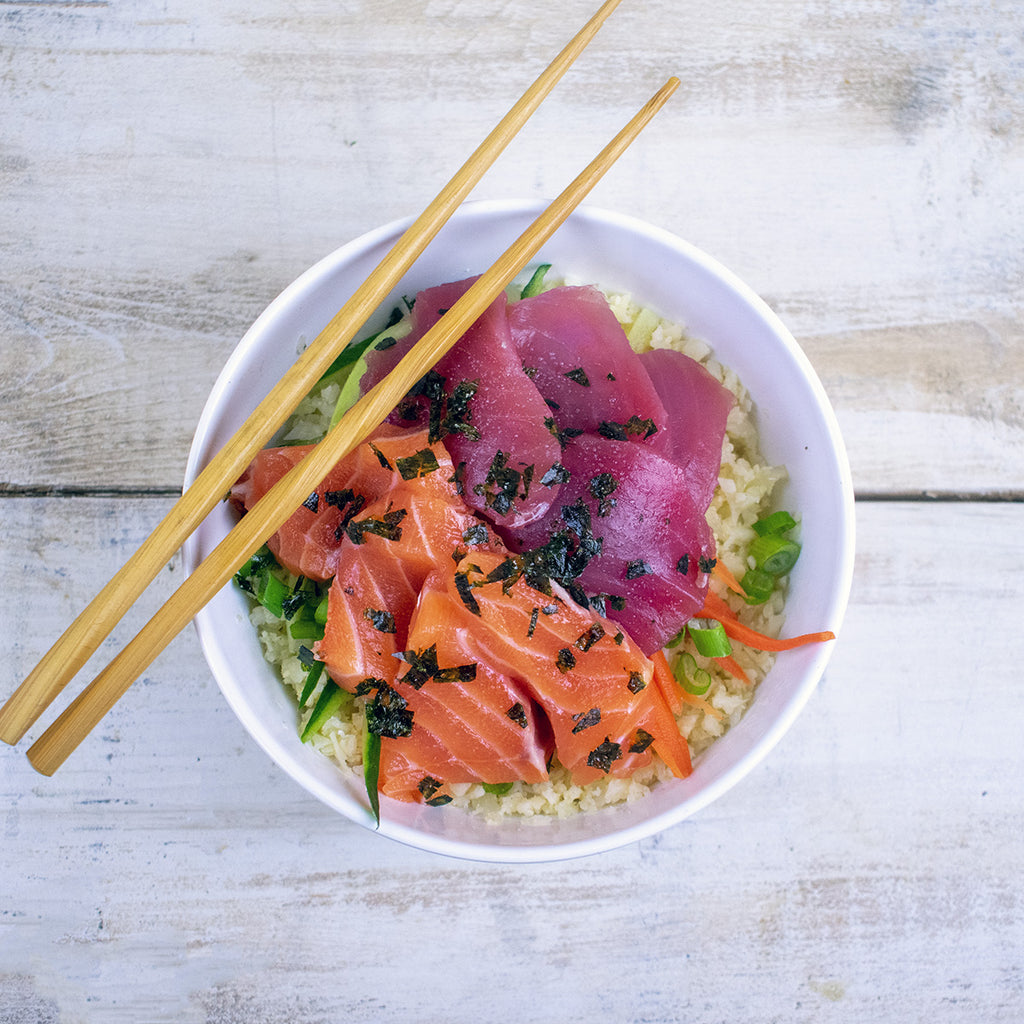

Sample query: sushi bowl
[183,199,855,863]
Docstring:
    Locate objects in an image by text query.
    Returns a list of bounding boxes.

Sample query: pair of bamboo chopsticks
[2,0,678,775]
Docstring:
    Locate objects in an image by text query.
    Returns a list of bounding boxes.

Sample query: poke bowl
[183,199,854,863]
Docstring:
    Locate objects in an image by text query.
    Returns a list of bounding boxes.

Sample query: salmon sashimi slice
[230,424,453,580]
[375,585,552,802]
[430,550,690,787]
[315,481,502,691]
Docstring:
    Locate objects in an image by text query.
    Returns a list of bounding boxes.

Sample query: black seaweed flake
[418,776,452,806]
[626,560,654,580]
[354,676,385,696]
[555,648,577,673]
[373,335,398,351]
[676,554,691,575]
[574,623,606,652]
[363,607,397,634]
[629,728,654,754]
[454,571,482,616]
[365,682,414,739]
[396,447,441,480]
[698,555,718,573]
[587,738,622,773]
[588,472,618,517]
[527,606,539,638]
[507,702,529,729]
[571,707,601,734]
[325,488,367,540]
[462,523,490,546]
[369,443,392,470]
[396,643,476,688]
[522,364,538,379]
[543,416,584,450]
[540,462,570,487]
[449,461,467,496]
[606,372,616,381]
[297,645,316,669]
[627,671,646,694]
[613,632,625,646]
[473,450,522,517]
[346,506,407,545]
[597,414,659,441]
[302,491,320,513]
[564,367,591,387]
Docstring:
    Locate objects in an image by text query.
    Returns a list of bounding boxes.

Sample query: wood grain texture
[1,499,1022,1021]
[2,0,1023,1020]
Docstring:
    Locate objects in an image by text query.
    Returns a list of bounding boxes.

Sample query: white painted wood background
[2,1,1022,1020]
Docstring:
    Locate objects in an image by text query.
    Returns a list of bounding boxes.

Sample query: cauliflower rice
[248,273,789,823]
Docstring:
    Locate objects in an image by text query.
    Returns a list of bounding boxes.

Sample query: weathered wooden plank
[1,497,1021,1022]
[2,0,1022,494]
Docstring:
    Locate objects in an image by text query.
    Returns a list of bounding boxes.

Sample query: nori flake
[564,367,591,387]
[586,738,623,773]
[625,559,654,580]
[629,728,654,754]
[396,447,441,480]
[588,472,618,517]
[365,682,414,739]
[527,606,539,638]
[363,607,396,634]
[395,643,477,689]
[676,554,691,575]
[454,571,482,616]
[506,702,529,729]
[369,443,392,470]
[461,523,490,546]
[555,647,577,673]
[302,491,320,513]
[345,506,407,545]
[571,707,601,734]
[574,623,606,652]
[540,462,570,487]
[627,671,646,694]
[597,414,659,441]
[418,776,452,805]
[698,555,718,573]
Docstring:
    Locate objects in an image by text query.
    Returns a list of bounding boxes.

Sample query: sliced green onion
[752,510,798,536]
[363,729,382,827]
[298,660,325,706]
[665,626,686,648]
[749,533,802,576]
[519,263,551,299]
[315,593,330,626]
[289,615,324,641]
[300,680,350,741]
[687,618,732,658]
[482,781,514,796]
[256,573,290,618]
[671,651,712,695]
[740,568,775,605]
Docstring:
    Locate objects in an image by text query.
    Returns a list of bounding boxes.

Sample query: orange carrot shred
[714,654,750,685]
[700,589,835,652]
[712,559,746,596]
[651,650,724,721]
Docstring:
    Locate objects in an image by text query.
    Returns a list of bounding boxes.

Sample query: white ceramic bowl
[183,200,855,863]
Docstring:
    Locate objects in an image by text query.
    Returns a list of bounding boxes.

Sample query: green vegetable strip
[740,568,775,605]
[687,618,732,658]
[300,681,351,741]
[752,510,798,536]
[749,534,802,576]
[363,730,382,827]
[299,660,325,706]
[519,263,551,299]
[672,651,712,696]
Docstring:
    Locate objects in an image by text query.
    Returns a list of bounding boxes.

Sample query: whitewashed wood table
[2,1,1022,1021]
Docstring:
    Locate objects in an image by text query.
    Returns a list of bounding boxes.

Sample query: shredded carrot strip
[651,650,724,721]
[700,590,835,652]
[712,559,746,596]
[714,654,750,685]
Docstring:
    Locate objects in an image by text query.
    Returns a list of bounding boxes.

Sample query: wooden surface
[2,1,1022,1020]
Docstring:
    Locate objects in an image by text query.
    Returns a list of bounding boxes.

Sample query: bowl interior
[183,200,855,863]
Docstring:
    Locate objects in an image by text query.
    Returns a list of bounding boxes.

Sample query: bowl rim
[183,198,855,863]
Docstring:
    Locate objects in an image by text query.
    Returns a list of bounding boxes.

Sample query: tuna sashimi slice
[639,347,734,510]
[376,584,552,802]
[361,277,564,529]
[504,433,716,655]
[229,425,452,581]
[315,482,501,691]
[507,285,668,441]
[430,550,690,787]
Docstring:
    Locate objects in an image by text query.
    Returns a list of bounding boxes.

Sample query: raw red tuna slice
[502,433,716,655]
[507,285,668,440]
[229,424,451,581]
[639,347,734,510]
[361,277,564,529]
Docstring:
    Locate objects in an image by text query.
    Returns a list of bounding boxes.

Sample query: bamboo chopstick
[26,76,680,776]
[0,0,625,748]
